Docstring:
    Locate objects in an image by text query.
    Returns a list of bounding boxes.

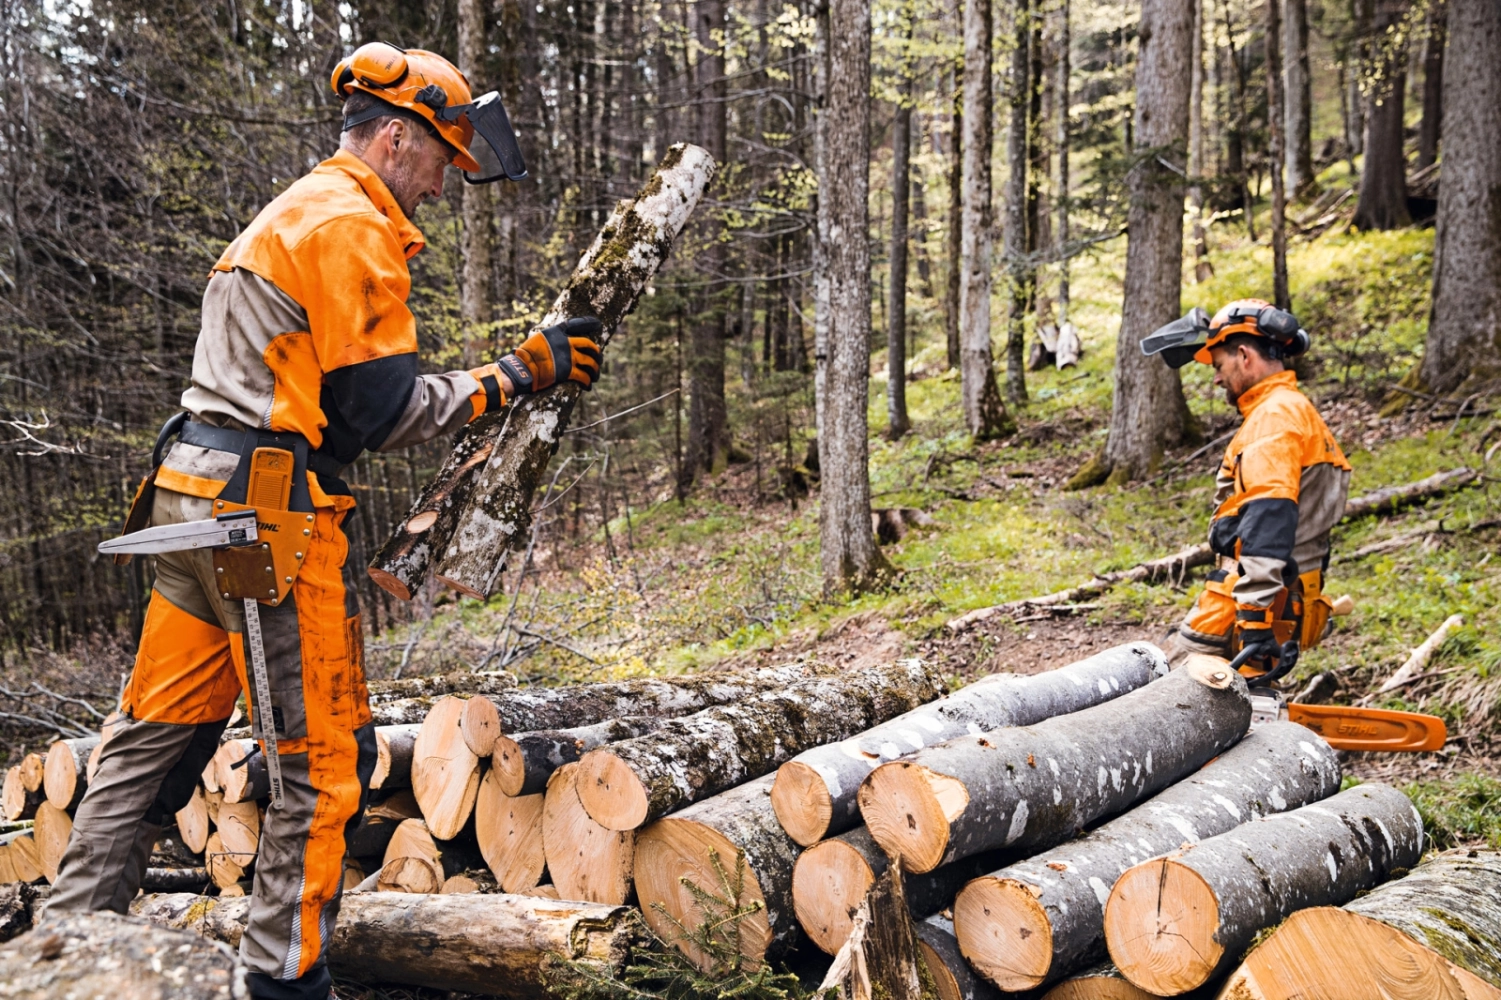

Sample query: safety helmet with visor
[331,42,527,184]
[1140,298,1310,369]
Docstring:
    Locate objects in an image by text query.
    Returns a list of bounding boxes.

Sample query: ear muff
[332,62,357,97]
[331,42,410,99]
[1255,306,1309,356]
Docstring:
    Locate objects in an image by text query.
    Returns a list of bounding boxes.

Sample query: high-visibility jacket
[161,149,504,506]
[1185,370,1351,646]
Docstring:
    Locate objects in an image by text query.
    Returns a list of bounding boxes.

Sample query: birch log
[367,669,518,702]
[772,643,1168,846]
[1216,849,1501,1000]
[134,890,647,999]
[859,657,1251,873]
[952,721,1341,991]
[578,659,946,831]
[43,737,97,811]
[1103,783,1424,996]
[494,715,664,796]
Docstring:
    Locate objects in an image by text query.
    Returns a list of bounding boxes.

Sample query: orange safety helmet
[331,42,527,183]
[1141,298,1309,369]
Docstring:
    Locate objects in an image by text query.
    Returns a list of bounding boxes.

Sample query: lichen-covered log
[1341,466,1478,519]
[817,866,935,1000]
[134,889,646,998]
[369,663,809,730]
[633,773,803,970]
[578,659,947,831]
[1216,848,1501,1000]
[1103,783,1424,996]
[859,658,1251,873]
[953,721,1341,991]
[0,910,244,1000]
[367,669,518,703]
[916,915,1004,1000]
[772,644,1168,846]
[494,715,664,797]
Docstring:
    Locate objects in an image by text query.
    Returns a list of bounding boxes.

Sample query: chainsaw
[1248,689,1447,752]
[99,447,312,809]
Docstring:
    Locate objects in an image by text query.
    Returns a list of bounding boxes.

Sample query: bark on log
[344,810,402,861]
[1041,961,1224,1000]
[772,644,1168,846]
[1343,467,1479,519]
[633,773,802,970]
[1217,848,1501,1000]
[3,766,41,822]
[917,914,1006,1000]
[495,715,664,797]
[134,889,647,998]
[140,867,212,893]
[367,670,517,703]
[578,658,946,831]
[372,724,419,790]
[43,737,97,811]
[952,721,1342,990]
[412,695,482,840]
[431,144,718,599]
[0,910,244,1000]
[0,883,43,943]
[860,658,1251,873]
[475,770,547,893]
[818,866,934,1000]
[1103,783,1424,996]
[792,824,1018,956]
[369,663,810,729]
[542,762,634,905]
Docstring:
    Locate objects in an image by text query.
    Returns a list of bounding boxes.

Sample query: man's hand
[497,317,603,394]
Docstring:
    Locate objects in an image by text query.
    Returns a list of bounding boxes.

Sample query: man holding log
[1142,299,1351,685]
[51,43,600,1000]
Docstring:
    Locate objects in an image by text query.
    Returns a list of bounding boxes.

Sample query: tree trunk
[1266,0,1290,309]
[1003,0,1032,406]
[817,865,933,1000]
[458,0,493,358]
[1217,849,1501,1000]
[1103,783,1423,996]
[1345,0,1370,166]
[945,62,963,371]
[858,659,1251,874]
[493,715,664,797]
[43,737,96,812]
[1417,0,1447,170]
[576,659,944,831]
[370,145,716,601]
[134,890,647,999]
[888,77,913,440]
[770,643,1168,846]
[1188,0,1213,283]
[818,0,891,596]
[1353,0,1412,231]
[952,721,1342,991]
[1283,0,1317,197]
[542,762,635,904]
[633,773,803,970]
[1057,0,1073,314]
[1419,0,1500,394]
[0,910,242,1000]
[1090,0,1196,485]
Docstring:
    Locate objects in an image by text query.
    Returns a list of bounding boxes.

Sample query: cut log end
[953,876,1052,990]
[461,696,502,758]
[770,761,835,847]
[3,767,34,822]
[791,836,876,955]
[43,740,84,811]
[412,696,482,840]
[33,801,72,883]
[378,855,444,894]
[366,567,413,602]
[18,753,45,794]
[634,817,773,972]
[576,750,651,832]
[475,769,547,893]
[492,735,528,797]
[542,763,634,905]
[1104,859,1222,996]
[1042,972,1165,999]
[858,761,965,874]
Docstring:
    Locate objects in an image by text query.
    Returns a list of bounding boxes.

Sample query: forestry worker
[1142,299,1351,688]
[48,43,600,1000]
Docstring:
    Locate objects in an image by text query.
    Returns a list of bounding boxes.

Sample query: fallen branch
[1376,614,1466,693]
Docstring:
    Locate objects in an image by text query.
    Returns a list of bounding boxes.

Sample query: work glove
[1229,627,1298,688]
[497,317,603,394]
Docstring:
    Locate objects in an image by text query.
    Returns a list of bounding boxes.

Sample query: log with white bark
[952,721,1342,991]
[542,762,634,905]
[3,767,40,822]
[134,889,647,998]
[411,695,482,840]
[494,715,664,797]
[43,737,97,811]
[918,913,1008,1000]
[818,866,929,1000]
[140,867,212,893]
[367,669,518,703]
[475,769,547,893]
[633,773,802,970]
[772,644,1168,846]
[792,824,1017,956]
[32,802,71,883]
[578,658,946,831]
[859,657,1251,873]
[0,910,244,1000]
[1103,782,1424,996]
[1378,613,1467,692]
[1216,848,1501,1000]
[1041,962,1224,1000]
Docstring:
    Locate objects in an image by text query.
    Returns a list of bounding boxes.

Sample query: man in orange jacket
[1144,299,1352,685]
[48,44,599,1000]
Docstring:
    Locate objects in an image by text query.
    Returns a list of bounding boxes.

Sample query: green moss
[1404,774,1501,850]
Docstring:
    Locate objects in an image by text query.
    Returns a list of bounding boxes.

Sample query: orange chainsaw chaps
[1286,703,1448,753]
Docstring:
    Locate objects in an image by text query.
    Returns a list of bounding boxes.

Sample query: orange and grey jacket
[1209,371,1352,623]
[162,149,505,505]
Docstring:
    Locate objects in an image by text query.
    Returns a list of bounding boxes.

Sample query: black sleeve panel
[1236,497,1299,563]
[1209,515,1241,558]
[319,353,419,464]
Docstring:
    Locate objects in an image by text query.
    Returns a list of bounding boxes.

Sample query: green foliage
[1405,774,1501,851]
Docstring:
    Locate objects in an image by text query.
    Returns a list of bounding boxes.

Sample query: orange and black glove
[497,317,603,394]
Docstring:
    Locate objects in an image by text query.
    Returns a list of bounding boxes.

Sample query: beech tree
[1266,0,1291,309]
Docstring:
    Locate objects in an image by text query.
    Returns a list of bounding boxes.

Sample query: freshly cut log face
[18,753,44,794]
[205,831,250,888]
[379,855,443,894]
[817,866,928,1000]
[0,846,15,884]
[216,799,260,859]
[3,766,40,822]
[495,715,663,797]
[1103,782,1424,996]
[373,725,419,790]
[542,763,634,905]
[633,773,801,970]
[1041,961,1225,999]
[460,696,501,757]
[917,914,1001,1000]
[953,721,1341,990]
[43,736,98,811]
[791,824,1017,955]
[772,643,1168,846]
[412,695,482,840]
[1217,849,1501,1000]
[33,801,72,882]
[578,658,946,831]
[474,770,547,893]
[8,834,42,883]
[860,659,1250,873]
[135,889,648,999]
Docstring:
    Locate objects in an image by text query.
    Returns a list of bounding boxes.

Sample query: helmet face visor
[440,92,527,183]
[1140,307,1211,368]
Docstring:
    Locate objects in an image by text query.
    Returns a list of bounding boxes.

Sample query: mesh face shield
[436,92,528,184]
[1140,307,1212,369]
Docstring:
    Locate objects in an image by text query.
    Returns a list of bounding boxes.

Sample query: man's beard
[385,156,429,217]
